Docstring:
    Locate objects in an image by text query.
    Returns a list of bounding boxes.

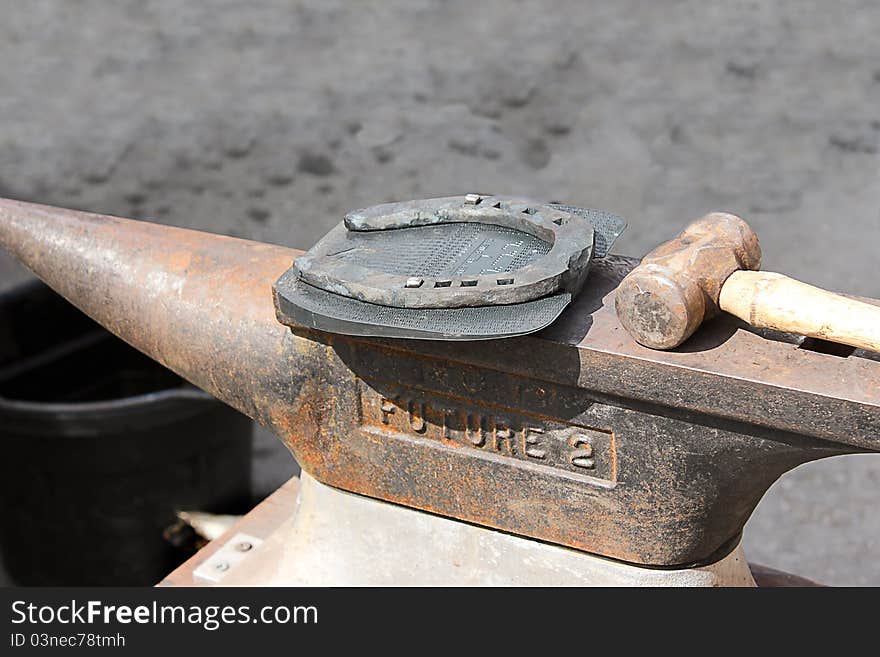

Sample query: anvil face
[0,198,877,567]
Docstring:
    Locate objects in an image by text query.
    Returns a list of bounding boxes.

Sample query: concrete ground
[0,1,878,585]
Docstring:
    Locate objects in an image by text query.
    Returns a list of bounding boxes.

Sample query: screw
[405,277,424,288]
[214,561,230,572]
[236,541,253,552]
[464,193,482,205]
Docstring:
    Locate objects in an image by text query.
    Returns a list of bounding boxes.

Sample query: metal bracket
[192,532,265,584]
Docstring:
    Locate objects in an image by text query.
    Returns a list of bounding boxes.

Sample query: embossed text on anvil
[358,383,616,483]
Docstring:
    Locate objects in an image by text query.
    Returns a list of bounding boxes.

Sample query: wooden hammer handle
[719,270,880,352]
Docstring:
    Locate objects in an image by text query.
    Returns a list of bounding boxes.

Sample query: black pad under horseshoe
[273,194,625,340]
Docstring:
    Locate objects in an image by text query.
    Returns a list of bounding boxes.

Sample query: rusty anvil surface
[0,199,878,568]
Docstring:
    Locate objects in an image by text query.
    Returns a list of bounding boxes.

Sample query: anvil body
[0,199,877,568]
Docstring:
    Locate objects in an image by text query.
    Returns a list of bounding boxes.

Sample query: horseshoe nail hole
[434,280,452,288]
[460,280,478,287]
[798,337,855,358]
[522,207,537,215]
[491,201,502,208]
[553,217,567,226]
[497,278,514,285]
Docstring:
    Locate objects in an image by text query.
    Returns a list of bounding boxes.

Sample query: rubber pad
[274,269,572,341]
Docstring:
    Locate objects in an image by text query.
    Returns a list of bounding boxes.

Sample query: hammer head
[615,213,761,349]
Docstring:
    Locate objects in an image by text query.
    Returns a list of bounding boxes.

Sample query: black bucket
[0,280,253,585]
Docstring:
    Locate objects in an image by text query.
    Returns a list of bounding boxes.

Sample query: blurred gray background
[0,0,878,584]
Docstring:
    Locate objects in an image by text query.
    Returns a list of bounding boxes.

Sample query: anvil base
[160,473,758,587]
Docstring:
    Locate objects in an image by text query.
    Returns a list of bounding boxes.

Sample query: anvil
[0,198,877,584]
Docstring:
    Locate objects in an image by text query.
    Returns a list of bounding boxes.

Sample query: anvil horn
[0,199,306,436]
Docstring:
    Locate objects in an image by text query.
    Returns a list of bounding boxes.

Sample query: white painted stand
[165,472,755,587]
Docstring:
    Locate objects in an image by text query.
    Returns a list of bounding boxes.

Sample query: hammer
[615,213,880,351]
